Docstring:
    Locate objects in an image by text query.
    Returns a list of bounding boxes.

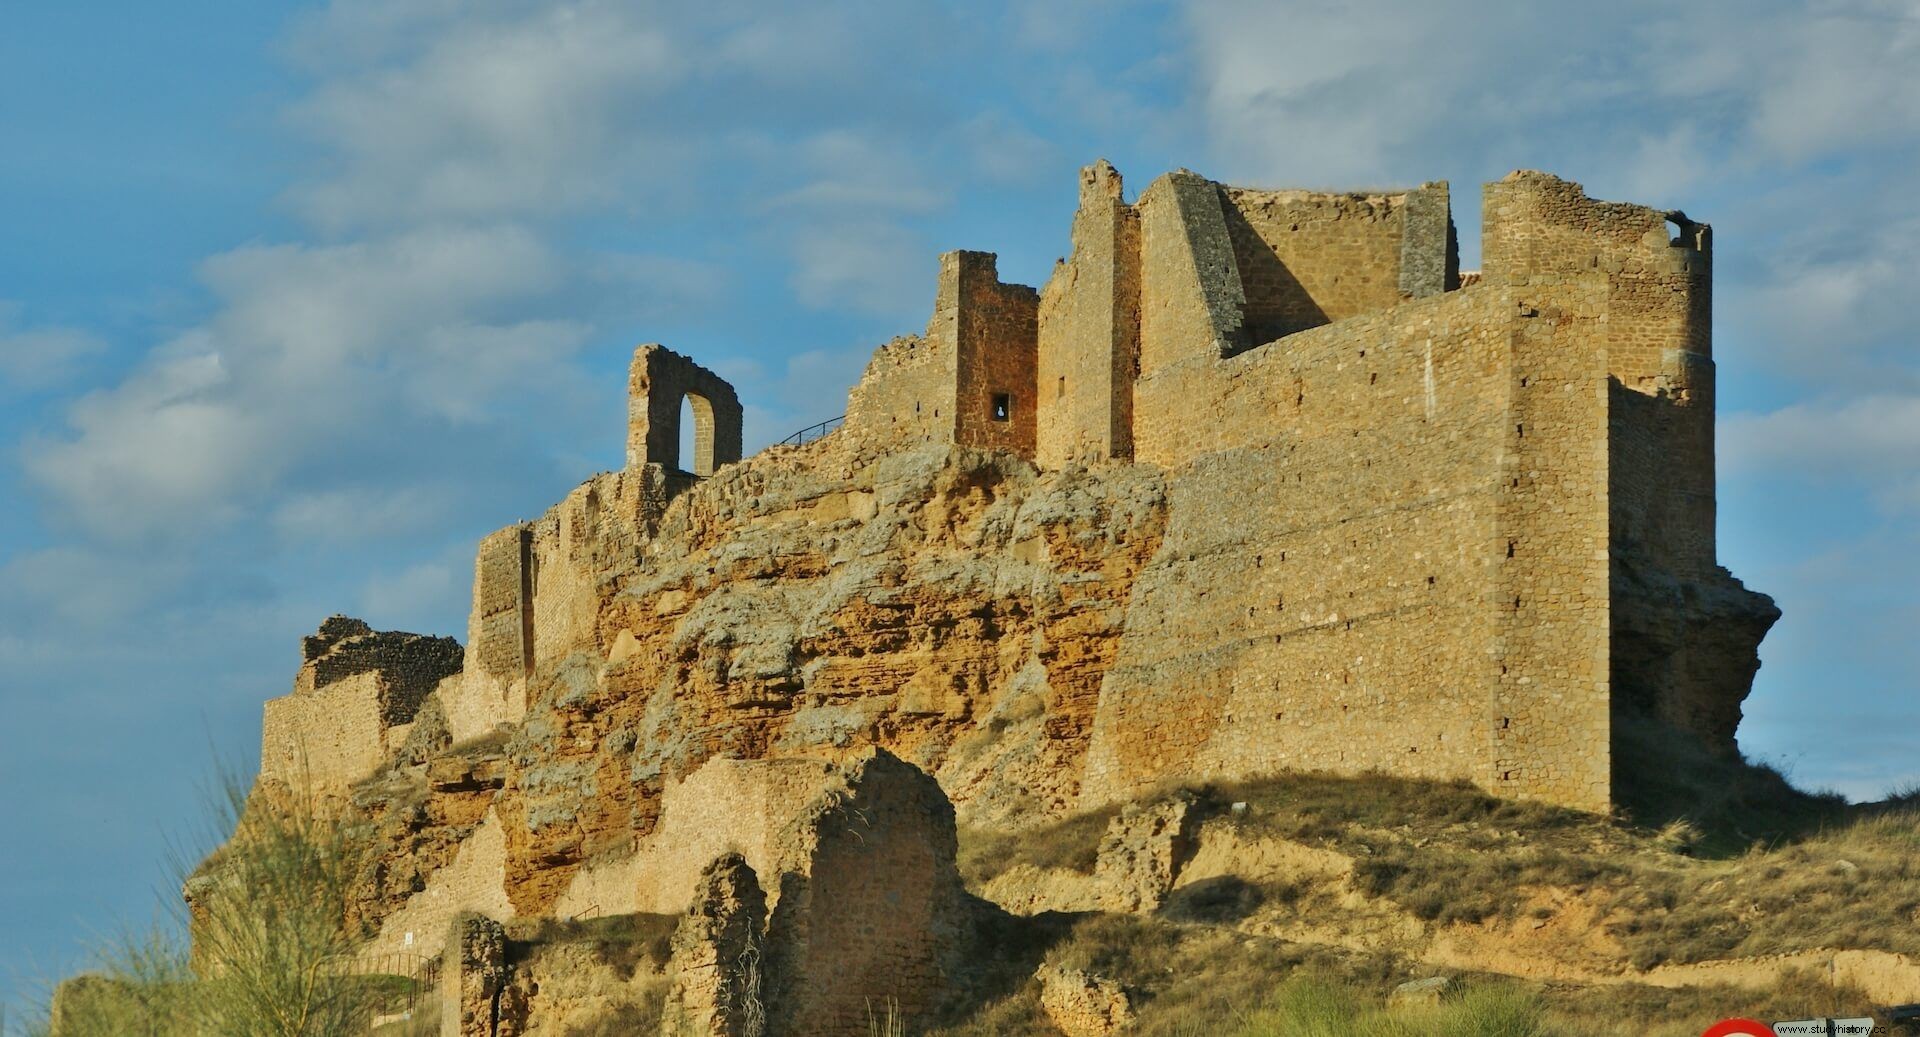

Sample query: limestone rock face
[1036,963,1135,1037]
[477,442,1168,919]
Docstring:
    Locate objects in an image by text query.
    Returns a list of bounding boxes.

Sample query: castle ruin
[235,162,1778,1034]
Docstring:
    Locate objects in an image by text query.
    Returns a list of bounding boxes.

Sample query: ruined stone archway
[626,344,743,476]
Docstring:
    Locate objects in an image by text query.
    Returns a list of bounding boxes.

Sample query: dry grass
[956,803,1121,886]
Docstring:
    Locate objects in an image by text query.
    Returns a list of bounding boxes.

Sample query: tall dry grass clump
[29,766,381,1037]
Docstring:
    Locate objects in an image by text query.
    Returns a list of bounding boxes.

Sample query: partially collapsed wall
[218,161,1777,1020]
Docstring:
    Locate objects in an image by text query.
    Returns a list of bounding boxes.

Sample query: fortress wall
[260,672,389,790]
[1484,171,1713,576]
[1219,186,1415,343]
[1037,160,1141,466]
[1087,288,1520,803]
[946,251,1040,456]
[844,334,954,443]
[1491,283,1615,811]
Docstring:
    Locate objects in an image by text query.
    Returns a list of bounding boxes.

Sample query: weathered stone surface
[1095,794,1195,913]
[664,853,767,1037]
[1037,963,1135,1037]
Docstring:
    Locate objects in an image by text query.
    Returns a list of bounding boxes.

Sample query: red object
[1702,1020,1773,1037]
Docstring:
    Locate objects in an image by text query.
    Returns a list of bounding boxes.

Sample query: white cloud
[1721,395,1920,514]
[24,226,589,540]
[288,2,691,229]
[1184,0,1920,192]
[787,220,932,317]
[360,555,466,627]
[0,304,106,393]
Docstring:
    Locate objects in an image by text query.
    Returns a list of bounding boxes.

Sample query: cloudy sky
[3,0,1917,1008]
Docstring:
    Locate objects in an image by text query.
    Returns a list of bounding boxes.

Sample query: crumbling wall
[1037,160,1140,466]
[763,749,968,1037]
[260,617,463,790]
[450,467,674,743]
[373,808,516,961]
[663,854,767,1037]
[443,914,520,1037]
[943,251,1039,456]
[844,334,955,443]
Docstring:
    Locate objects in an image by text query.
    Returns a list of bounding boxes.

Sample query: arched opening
[683,392,717,476]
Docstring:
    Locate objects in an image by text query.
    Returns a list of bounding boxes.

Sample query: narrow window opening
[1057,376,1066,399]
[991,393,1012,422]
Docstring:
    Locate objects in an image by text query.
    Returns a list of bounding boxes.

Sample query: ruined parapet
[444,914,523,1037]
[762,748,970,1037]
[1038,159,1141,466]
[663,854,768,1037]
[1130,170,1457,382]
[259,616,464,790]
[1135,170,1248,371]
[629,344,743,477]
[1036,964,1135,1037]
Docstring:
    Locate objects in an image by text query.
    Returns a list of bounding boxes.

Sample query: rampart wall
[1090,287,1507,798]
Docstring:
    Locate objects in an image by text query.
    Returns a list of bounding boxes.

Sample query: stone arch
[626,344,743,476]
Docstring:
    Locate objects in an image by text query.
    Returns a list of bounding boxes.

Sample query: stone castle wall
[1037,160,1140,467]
[260,618,462,791]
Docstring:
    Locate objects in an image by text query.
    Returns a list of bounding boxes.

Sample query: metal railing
[324,950,440,1015]
[777,414,845,447]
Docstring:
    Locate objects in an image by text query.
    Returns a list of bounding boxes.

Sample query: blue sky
[3,0,1917,1012]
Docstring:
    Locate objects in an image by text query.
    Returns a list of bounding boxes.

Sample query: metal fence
[777,414,845,447]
